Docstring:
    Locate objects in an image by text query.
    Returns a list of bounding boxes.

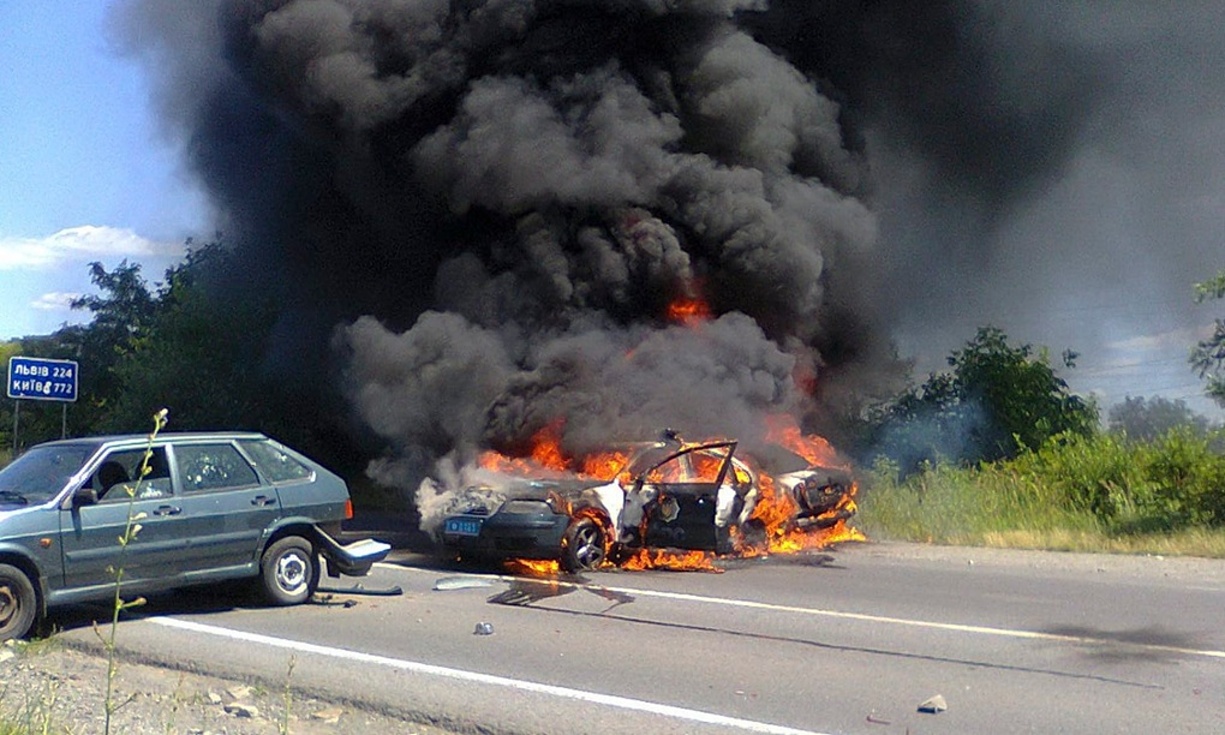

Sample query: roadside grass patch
[859,429,1225,559]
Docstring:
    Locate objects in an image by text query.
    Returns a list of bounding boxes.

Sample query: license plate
[444,517,483,536]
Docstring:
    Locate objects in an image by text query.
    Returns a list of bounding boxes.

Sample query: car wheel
[260,536,319,606]
[563,518,606,572]
[0,564,37,642]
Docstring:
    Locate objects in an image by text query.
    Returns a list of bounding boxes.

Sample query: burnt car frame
[439,438,855,571]
[0,432,389,641]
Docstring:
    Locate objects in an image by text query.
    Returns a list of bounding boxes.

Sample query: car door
[170,441,281,574]
[58,445,190,595]
[638,441,737,551]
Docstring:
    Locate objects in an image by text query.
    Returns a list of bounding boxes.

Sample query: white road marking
[149,616,833,735]
[382,564,1225,660]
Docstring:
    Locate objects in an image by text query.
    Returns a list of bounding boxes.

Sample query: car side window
[238,440,314,483]
[645,446,732,485]
[174,444,259,492]
[94,447,173,501]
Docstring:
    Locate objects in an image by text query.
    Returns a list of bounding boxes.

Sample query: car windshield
[0,444,95,505]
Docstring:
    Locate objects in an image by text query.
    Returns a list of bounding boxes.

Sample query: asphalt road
[53,542,1225,735]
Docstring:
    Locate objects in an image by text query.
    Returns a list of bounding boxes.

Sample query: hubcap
[574,526,603,567]
[0,585,16,627]
[275,552,307,593]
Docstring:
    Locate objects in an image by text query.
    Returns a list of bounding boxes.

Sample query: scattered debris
[224,702,260,718]
[473,621,495,635]
[918,694,948,714]
[866,714,892,725]
[311,705,345,724]
[225,685,254,702]
[316,582,404,596]
[434,576,495,591]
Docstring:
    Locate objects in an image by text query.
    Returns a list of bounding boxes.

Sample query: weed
[280,655,296,735]
[94,408,168,735]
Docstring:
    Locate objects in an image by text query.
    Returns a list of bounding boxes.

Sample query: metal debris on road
[434,576,495,591]
[918,694,948,713]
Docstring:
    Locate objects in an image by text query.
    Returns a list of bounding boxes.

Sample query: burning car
[438,433,857,572]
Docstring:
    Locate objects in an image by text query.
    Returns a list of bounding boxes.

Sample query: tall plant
[94,408,168,735]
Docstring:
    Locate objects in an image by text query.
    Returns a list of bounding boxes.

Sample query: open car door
[635,441,737,552]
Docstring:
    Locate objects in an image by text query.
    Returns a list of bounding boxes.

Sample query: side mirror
[73,486,99,507]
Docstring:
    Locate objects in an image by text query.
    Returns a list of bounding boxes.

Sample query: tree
[1107,395,1210,441]
[102,247,277,432]
[1191,270,1225,407]
[867,326,1097,470]
[60,260,161,428]
[11,240,357,470]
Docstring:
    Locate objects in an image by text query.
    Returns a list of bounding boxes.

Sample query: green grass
[858,448,1225,558]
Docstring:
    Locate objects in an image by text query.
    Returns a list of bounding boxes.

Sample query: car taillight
[344,498,354,520]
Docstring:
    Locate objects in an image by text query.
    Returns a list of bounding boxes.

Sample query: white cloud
[1108,325,1213,353]
[0,225,184,271]
[30,292,84,312]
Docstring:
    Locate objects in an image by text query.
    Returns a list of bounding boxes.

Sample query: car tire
[563,518,606,572]
[0,564,38,642]
[259,536,319,606]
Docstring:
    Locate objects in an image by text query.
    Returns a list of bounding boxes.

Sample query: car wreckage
[439,436,856,571]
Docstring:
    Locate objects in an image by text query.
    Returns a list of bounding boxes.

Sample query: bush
[1006,432,1143,520]
[1138,428,1225,528]
[860,428,1225,551]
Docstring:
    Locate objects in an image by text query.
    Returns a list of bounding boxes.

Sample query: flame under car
[439,438,856,571]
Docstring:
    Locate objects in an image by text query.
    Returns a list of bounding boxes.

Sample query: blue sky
[0,1,205,339]
[1,2,1221,421]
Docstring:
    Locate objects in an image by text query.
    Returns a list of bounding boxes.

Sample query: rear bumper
[313,525,391,576]
[441,510,570,560]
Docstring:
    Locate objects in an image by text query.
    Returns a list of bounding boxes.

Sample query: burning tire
[562,518,606,572]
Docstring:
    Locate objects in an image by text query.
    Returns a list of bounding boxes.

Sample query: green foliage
[864,326,1097,470]
[98,244,282,433]
[1005,431,1142,520]
[3,239,352,470]
[2,263,160,450]
[862,427,1225,552]
[1191,269,1225,407]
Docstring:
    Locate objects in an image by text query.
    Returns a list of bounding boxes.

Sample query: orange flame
[731,416,863,556]
[764,414,845,468]
[667,296,712,326]
[479,421,629,481]
[504,558,561,576]
[620,548,722,573]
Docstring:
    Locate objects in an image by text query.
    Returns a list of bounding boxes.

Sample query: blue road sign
[7,356,79,402]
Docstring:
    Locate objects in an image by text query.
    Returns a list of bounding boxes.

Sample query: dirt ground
[0,639,461,735]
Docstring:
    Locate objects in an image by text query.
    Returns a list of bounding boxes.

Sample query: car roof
[32,431,271,452]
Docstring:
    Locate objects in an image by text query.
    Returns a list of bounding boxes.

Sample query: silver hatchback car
[0,432,389,640]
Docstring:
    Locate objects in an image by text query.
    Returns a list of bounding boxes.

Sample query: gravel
[0,639,461,735]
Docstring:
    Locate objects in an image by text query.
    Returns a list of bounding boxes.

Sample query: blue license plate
[445,517,483,536]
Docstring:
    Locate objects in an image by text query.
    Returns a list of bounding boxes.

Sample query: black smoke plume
[118,1,1204,516]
